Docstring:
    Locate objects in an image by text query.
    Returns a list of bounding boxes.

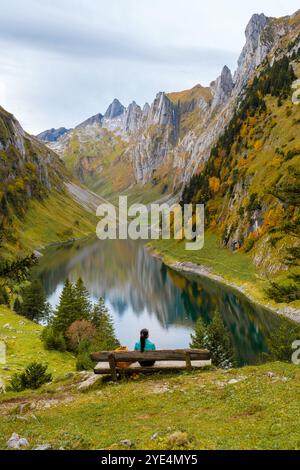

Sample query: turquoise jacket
[134,339,156,351]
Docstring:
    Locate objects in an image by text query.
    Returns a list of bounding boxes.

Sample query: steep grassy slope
[0,105,96,260]
[63,127,131,191]
[172,54,300,309]
[0,306,75,384]
[167,84,212,139]
[9,190,96,256]
[0,361,299,450]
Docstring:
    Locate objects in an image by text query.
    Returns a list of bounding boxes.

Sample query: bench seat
[91,349,211,379]
[94,359,211,375]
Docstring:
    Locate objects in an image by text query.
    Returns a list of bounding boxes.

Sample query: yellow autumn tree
[209,177,220,193]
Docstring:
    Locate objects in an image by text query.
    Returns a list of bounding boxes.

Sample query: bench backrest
[91,349,210,362]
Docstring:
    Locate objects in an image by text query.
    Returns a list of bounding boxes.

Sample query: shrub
[41,326,67,352]
[66,320,96,352]
[0,286,9,305]
[13,297,22,314]
[9,362,52,391]
[247,193,262,214]
[244,238,255,253]
[76,340,94,371]
[266,276,300,303]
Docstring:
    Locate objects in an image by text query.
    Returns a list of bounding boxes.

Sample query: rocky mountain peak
[123,101,142,133]
[142,103,150,119]
[234,13,272,93]
[104,98,125,120]
[76,113,103,129]
[211,65,234,110]
[37,127,70,143]
[148,92,177,127]
[245,13,268,47]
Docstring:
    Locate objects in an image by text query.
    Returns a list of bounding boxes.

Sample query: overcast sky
[0,0,299,134]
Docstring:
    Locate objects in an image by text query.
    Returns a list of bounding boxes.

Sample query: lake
[35,237,279,365]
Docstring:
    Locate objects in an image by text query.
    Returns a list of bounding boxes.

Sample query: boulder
[77,373,102,392]
[7,433,29,449]
[33,444,52,451]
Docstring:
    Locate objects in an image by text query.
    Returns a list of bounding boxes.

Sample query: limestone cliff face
[38,10,300,197]
[76,113,103,129]
[234,14,270,93]
[123,101,143,133]
[171,10,300,189]
[211,66,234,111]
[37,127,70,143]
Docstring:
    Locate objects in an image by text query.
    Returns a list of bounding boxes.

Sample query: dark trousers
[138,361,155,367]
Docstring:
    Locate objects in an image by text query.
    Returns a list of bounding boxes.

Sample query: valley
[1,5,300,453]
[34,10,300,314]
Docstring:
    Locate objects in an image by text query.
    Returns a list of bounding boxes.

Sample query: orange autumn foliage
[209,177,220,193]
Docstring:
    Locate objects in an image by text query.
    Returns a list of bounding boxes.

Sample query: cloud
[0,0,299,133]
[0,14,235,67]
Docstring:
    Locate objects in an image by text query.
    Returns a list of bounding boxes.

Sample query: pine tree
[190,311,235,369]
[52,279,78,334]
[190,317,206,349]
[19,279,49,322]
[52,278,94,335]
[206,312,235,369]
[74,277,91,320]
[0,286,9,306]
[266,318,300,362]
[13,297,22,314]
[92,298,119,351]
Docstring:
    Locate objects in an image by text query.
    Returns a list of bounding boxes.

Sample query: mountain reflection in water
[34,238,279,365]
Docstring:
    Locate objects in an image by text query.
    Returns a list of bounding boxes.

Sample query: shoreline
[146,245,300,324]
[34,233,95,256]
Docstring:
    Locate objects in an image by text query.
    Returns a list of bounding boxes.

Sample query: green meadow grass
[0,306,76,384]
[0,360,300,450]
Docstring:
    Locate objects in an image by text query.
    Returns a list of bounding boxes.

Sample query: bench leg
[185,352,192,371]
[108,353,118,382]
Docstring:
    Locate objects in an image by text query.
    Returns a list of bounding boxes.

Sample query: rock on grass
[7,433,29,449]
[166,431,190,448]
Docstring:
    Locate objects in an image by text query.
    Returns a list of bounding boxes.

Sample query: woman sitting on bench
[134,328,156,367]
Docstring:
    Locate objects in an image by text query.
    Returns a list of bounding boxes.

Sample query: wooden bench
[90,349,211,381]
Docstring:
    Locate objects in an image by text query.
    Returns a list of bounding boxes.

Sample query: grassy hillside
[60,127,135,200]
[178,54,300,309]
[2,188,96,261]
[0,306,76,384]
[0,361,299,450]
[150,232,280,312]
[0,104,96,261]
[167,84,212,138]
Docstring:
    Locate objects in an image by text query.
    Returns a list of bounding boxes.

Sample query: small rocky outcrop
[123,101,143,133]
[77,372,102,392]
[76,113,103,129]
[37,127,70,142]
[104,98,125,120]
[7,433,29,449]
[147,92,179,131]
[211,65,234,110]
[33,444,52,450]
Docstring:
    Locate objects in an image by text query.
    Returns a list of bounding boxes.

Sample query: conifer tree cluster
[181,55,297,208]
[13,279,50,323]
[190,311,236,369]
[42,278,120,369]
